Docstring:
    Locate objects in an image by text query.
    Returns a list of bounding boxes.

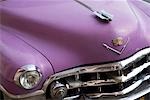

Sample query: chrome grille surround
[43,47,150,99]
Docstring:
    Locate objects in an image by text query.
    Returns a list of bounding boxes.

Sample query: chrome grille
[45,47,150,99]
[122,52,149,76]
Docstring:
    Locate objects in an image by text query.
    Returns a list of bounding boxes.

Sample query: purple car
[0,0,150,100]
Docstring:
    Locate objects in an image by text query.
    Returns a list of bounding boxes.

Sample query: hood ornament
[93,10,113,22]
[74,0,113,22]
[103,37,130,55]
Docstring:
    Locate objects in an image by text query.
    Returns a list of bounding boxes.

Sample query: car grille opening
[45,48,150,99]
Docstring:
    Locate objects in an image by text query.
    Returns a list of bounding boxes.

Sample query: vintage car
[0,0,150,100]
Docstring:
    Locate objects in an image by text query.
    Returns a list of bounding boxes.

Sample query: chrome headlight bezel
[14,64,42,89]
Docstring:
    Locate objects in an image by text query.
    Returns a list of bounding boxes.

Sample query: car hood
[1,0,150,73]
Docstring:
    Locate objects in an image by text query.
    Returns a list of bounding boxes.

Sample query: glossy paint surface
[0,28,54,94]
[0,0,150,95]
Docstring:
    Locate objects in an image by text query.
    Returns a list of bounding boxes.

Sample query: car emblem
[103,37,130,55]
[112,37,124,46]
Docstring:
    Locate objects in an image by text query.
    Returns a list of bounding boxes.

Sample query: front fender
[0,27,54,95]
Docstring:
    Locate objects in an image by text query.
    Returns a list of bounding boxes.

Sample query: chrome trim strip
[117,62,150,82]
[86,92,123,98]
[103,43,122,55]
[120,85,150,100]
[121,48,150,67]
[63,95,80,100]
[74,0,94,12]
[122,75,150,94]
[67,79,117,89]
[21,64,37,71]
[49,63,120,80]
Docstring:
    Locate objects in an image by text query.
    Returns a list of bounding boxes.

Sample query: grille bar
[118,62,150,82]
[66,79,117,89]
[120,48,150,67]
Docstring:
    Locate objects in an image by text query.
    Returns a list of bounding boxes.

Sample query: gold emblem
[112,37,124,46]
[103,37,130,55]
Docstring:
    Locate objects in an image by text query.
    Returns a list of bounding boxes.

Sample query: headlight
[19,70,42,89]
[14,64,42,89]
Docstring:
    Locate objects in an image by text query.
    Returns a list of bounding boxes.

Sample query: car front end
[0,0,150,100]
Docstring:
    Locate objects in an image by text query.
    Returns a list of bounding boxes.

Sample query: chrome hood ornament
[74,0,113,22]
[93,10,113,22]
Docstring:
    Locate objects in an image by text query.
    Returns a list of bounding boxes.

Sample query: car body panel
[0,0,150,98]
[0,27,54,95]
[1,0,150,73]
[131,0,150,17]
